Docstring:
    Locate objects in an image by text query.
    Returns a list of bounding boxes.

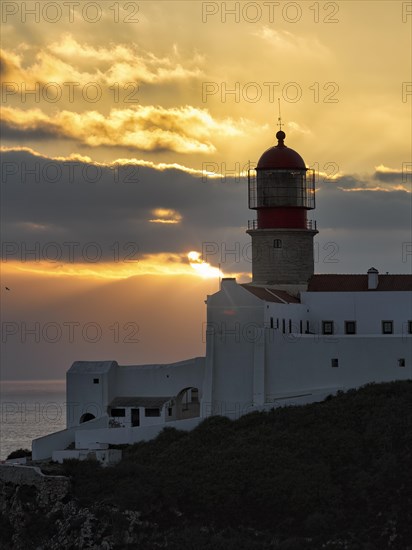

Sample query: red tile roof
[307,274,412,292]
[241,285,300,303]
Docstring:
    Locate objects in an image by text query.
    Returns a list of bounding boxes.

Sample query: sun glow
[2,252,232,281]
[188,251,223,279]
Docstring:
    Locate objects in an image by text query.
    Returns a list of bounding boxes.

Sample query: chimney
[367,267,379,290]
[221,277,237,289]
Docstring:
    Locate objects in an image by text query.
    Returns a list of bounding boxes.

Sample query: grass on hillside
[59,381,412,548]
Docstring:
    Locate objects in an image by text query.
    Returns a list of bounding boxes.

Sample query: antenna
[277,98,283,131]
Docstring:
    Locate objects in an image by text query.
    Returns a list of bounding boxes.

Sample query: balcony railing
[248,219,317,230]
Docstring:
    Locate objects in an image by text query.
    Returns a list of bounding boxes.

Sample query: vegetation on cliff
[1,381,411,549]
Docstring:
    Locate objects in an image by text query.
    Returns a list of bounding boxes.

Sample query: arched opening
[175,387,200,420]
[79,412,96,424]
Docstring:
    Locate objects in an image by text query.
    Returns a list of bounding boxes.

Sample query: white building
[32,130,412,461]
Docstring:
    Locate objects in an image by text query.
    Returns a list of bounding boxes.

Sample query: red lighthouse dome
[246,127,318,286]
[257,131,306,170]
[248,130,316,230]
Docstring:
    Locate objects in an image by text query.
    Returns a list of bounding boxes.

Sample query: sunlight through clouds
[2,105,246,153]
[188,251,224,279]
[149,208,183,224]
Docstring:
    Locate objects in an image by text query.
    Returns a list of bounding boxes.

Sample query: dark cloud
[372,169,407,184]
[0,122,65,141]
[1,149,411,273]
[1,149,248,262]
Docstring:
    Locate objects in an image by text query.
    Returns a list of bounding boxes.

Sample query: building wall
[264,331,412,398]
[264,302,309,333]
[32,415,109,460]
[203,279,264,413]
[66,361,117,427]
[114,357,204,399]
[301,291,412,334]
[65,358,204,430]
[75,417,202,449]
[205,280,412,416]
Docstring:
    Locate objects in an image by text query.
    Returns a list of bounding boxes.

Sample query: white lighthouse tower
[247,129,318,290]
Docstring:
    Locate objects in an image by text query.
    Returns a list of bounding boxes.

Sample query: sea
[0,380,66,461]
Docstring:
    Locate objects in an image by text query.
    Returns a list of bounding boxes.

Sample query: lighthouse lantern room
[247,130,318,288]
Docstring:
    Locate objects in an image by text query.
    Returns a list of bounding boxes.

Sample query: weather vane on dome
[277,98,283,131]
[276,98,285,144]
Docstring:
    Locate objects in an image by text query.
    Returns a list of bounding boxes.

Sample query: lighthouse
[246,129,318,289]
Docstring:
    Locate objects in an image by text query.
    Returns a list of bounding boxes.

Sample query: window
[111,408,125,417]
[288,319,292,333]
[273,239,282,248]
[331,358,339,368]
[398,358,405,367]
[408,321,412,334]
[282,319,286,334]
[191,389,199,402]
[322,321,334,335]
[382,321,393,334]
[93,378,99,384]
[131,409,140,427]
[306,320,310,334]
[168,407,173,416]
[145,408,160,417]
[300,320,303,334]
[270,317,274,329]
[345,321,357,335]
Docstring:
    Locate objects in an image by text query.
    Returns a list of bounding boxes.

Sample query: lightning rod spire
[277,98,283,131]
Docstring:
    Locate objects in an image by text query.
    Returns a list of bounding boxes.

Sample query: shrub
[6,448,31,460]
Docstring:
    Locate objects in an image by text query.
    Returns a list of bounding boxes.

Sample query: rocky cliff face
[0,465,152,550]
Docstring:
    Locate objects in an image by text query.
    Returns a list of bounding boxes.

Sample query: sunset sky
[1,0,411,380]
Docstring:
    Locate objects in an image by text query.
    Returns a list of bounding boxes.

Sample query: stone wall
[247,228,317,285]
[0,464,70,504]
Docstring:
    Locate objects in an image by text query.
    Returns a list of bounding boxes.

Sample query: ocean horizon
[0,379,66,460]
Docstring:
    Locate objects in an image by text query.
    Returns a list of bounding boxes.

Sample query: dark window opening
[93,378,99,384]
[382,321,393,334]
[306,320,310,333]
[288,319,292,333]
[168,407,173,416]
[331,358,339,368]
[111,408,126,417]
[408,321,412,334]
[322,321,334,335]
[282,319,286,334]
[145,408,160,417]
[270,317,274,329]
[300,320,303,334]
[131,408,140,427]
[191,389,199,402]
[273,239,282,249]
[345,321,357,335]
[398,358,406,367]
[80,413,96,423]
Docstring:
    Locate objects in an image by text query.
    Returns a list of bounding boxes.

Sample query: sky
[1,0,411,380]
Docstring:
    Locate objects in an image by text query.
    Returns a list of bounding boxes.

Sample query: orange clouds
[149,209,183,224]
[1,35,203,86]
[2,105,244,153]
